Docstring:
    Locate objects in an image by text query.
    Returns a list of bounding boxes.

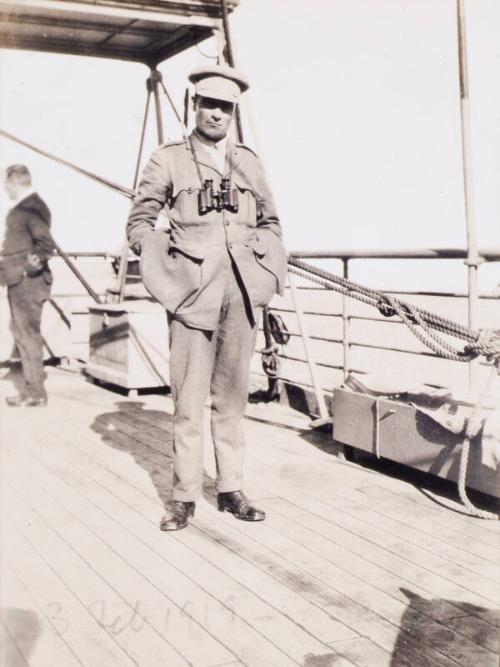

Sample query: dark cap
[188,64,249,104]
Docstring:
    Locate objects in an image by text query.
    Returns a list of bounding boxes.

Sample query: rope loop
[463,329,500,367]
[260,344,281,378]
[457,365,499,520]
[376,297,397,318]
[268,311,291,345]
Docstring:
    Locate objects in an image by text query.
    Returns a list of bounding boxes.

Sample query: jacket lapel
[225,143,241,178]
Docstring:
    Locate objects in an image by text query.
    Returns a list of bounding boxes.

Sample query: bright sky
[0,0,499,292]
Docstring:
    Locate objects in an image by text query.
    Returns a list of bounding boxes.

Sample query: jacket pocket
[140,231,203,312]
[0,254,27,287]
[169,237,206,261]
[166,245,204,311]
[170,178,199,221]
[245,231,288,304]
[232,178,257,222]
[240,233,277,307]
[42,269,53,285]
[245,232,267,257]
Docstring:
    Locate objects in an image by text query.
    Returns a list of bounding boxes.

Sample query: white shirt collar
[9,188,35,209]
[194,130,228,154]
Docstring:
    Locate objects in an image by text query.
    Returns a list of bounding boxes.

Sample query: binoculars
[198,178,239,215]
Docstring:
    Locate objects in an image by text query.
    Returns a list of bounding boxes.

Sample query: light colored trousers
[168,261,260,501]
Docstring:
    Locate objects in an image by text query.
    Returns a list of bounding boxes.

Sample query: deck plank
[3,484,191,667]
[206,507,497,667]
[246,442,500,605]
[270,450,500,561]
[1,523,137,667]
[3,467,230,667]
[13,426,430,667]
[7,404,470,664]
[0,618,31,667]
[329,637,408,667]
[354,484,500,545]
[0,563,83,667]
[137,407,499,569]
[63,390,500,565]
[71,400,499,613]
[27,452,359,665]
[31,394,484,619]
[3,467,299,667]
[261,498,500,647]
[4,438,330,666]
[1,366,499,667]
[22,383,500,660]
[247,412,500,540]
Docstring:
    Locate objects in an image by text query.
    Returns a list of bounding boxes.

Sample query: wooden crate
[86,301,170,391]
[332,388,500,499]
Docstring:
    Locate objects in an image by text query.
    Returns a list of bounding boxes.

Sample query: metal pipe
[183,88,190,127]
[287,271,329,419]
[56,248,500,262]
[117,85,153,302]
[132,88,152,190]
[288,248,500,260]
[53,241,102,303]
[341,258,351,381]
[150,67,164,145]
[219,0,244,142]
[0,128,134,199]
[456,0,482,396]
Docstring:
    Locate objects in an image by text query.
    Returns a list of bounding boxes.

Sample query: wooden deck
[0,365,499,667]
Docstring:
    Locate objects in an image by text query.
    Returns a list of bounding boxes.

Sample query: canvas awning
[0,0,238,65]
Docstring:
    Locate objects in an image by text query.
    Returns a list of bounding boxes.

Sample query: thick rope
[261,307,281,380]
[288,258,500,363]
[457,365,499,520]
[383,294,476,362]
[289,257,478,342]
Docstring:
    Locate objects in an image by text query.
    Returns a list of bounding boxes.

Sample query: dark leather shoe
[5,394,27,407]
[5,395,47,407]
[26,397,47,407]
[217,491,266,521]
[160,501,195,531]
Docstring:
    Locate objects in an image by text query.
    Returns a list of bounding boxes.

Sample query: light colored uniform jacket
[127,133,287,330]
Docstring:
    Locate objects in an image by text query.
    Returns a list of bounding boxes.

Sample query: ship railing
[262,248,500,408]
[45,248,499,404]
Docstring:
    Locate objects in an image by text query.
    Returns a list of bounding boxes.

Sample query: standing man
[127,64,287,531]
[1,165,55,407]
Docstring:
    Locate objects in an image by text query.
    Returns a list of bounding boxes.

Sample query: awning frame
[0,0,238,66]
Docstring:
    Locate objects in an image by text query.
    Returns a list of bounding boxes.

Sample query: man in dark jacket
[1,164,55,406]
[127,64,288,530]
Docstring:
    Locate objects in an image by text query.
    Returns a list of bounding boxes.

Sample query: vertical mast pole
[151,67,165,145]
[456,0,481,395]
[220,0,244,142]
[117,85,152,301]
